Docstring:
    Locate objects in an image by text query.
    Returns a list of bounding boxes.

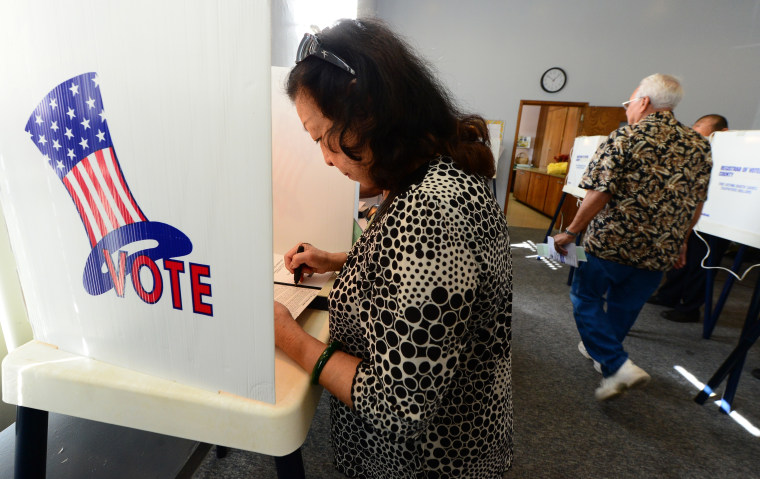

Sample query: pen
[293,245,305,284]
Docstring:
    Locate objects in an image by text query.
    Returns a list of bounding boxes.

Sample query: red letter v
[103,249,128,297]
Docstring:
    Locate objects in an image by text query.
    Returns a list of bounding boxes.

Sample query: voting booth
[0,0,281,402]
[0,1,360,476]
[696,131,760,249]
[692,131,760,412]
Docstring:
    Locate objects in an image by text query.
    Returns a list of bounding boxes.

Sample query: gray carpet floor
[192,226,760,479]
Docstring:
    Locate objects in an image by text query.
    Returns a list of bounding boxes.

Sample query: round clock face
[541,67,566,93]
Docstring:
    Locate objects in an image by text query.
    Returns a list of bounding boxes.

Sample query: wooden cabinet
[513,169,558,213]
[560,194,580,226]
[513,169,530,203]
[512,169,580,226]
[506,100,626,221]
[542,176,565,217]
[527,173,548,211]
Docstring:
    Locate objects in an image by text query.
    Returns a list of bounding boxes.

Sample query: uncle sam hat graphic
[25,72,193,296]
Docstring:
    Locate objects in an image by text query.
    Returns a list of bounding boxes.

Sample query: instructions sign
[697,130,760,248]
[563,136,607,198]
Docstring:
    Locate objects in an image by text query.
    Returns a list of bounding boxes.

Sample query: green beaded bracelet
[311,341,342,385]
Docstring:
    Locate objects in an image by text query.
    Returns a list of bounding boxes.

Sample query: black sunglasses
[296,33,356,76]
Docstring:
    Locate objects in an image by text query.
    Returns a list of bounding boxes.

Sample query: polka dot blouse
[327,156,513,478]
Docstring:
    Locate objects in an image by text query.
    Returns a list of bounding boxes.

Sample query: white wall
[374,0,760,208]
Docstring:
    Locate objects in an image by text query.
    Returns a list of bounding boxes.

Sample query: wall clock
[541,67,567,93]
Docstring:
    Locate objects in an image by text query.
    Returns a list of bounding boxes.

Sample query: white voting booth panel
[697,130,760,249]
[0,1,275,402]
[487,120,505,178]
[563,136,607,197]
[271,66,357,255]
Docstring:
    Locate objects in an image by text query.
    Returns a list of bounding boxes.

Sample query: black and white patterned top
[327,156,513,478]
[580,111,712,270]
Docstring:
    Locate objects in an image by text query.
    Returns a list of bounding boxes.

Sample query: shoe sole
[627,375,650,389]
[578,341,592,360]
[596,383,626,401]
[595,375,651,401]
[579,342,603,374]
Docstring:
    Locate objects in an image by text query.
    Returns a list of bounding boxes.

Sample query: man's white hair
[637,74,683,110]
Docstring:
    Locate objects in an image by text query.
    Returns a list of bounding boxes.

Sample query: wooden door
[538,107,568,167]
[560,107,583,155]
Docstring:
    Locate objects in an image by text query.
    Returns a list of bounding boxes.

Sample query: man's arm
[552,189,612,255]
[674,202,705,269]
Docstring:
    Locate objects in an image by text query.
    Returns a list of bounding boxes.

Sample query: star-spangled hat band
[25,72,193,295]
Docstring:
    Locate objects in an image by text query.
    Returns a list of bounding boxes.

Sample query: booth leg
[15,406,49,479]
[704,245,746,339]
[274,448,305,479]
[544,192,566,243]
[215,445,229,458]
[696,275,760,408]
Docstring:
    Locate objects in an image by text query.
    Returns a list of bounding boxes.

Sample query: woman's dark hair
[286,18,494,194]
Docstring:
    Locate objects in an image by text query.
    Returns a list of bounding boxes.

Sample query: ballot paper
[273,254,333,318]
[537,239,587,267]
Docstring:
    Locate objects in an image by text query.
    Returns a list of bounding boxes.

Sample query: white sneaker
[595,359,651,401]
[578,341,602,374]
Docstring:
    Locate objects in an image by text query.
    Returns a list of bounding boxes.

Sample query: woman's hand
[274,301,301,350]
[273,300,361,408]
[284,243,347,280]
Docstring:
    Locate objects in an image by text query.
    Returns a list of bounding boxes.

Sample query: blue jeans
[571,254,662,377]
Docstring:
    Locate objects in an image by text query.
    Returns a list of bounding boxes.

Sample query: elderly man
[648,114,729,323]
[553,74,712,400]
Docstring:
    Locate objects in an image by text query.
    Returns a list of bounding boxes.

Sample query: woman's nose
[321,145,334,166]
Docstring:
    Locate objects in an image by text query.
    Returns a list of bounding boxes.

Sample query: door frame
[504,100,588,216]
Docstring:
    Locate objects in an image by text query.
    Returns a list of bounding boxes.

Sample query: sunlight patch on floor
[674,365,760,437]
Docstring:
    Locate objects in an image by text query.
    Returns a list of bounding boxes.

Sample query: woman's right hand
[284,243,347,277]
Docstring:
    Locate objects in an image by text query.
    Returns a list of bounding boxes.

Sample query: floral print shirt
[580,111,712,271]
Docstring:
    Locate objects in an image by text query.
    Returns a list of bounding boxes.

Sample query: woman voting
[273,19,513,478]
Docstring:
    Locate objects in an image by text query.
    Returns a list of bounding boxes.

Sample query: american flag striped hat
[25,72,192,295]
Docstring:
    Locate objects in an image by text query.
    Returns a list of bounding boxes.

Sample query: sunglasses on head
[296,33,356,76]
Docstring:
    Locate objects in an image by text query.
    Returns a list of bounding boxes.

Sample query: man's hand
[553,232,575,255]
[674,241,688,269]
[551,190,611,256]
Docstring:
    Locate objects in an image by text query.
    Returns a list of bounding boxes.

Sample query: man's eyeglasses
[296,33,356,76]
[622,97,644,110]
